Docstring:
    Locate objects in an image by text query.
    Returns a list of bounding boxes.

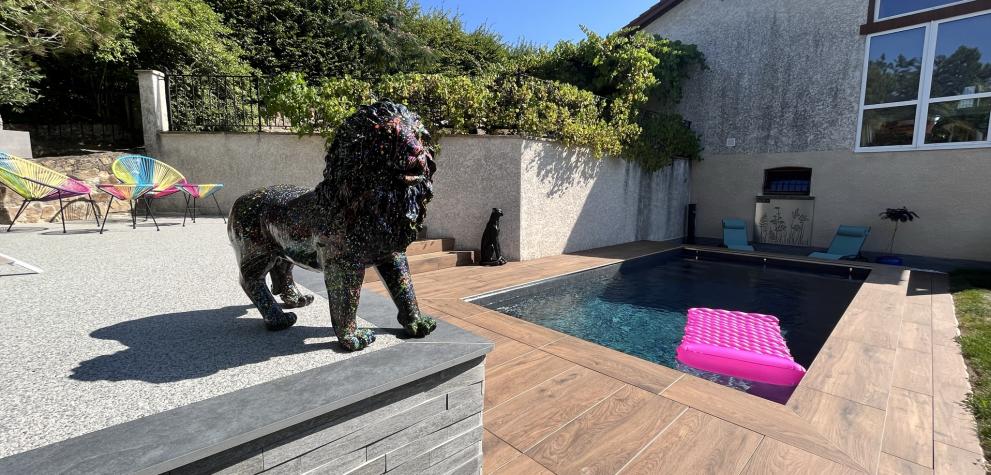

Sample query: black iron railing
[165,74,291,133]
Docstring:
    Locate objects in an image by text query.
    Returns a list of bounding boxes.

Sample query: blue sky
[415,0,657,46]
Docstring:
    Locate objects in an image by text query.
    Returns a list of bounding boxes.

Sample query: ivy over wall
[262,29,705,172]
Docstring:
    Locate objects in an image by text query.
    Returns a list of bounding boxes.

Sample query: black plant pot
[876,255,903,265]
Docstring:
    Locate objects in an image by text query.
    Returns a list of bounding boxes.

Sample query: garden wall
[152,132,689,261]
[429,135,690,261]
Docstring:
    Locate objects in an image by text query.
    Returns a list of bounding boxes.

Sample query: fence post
[255,75,263,133]
[136,70,169,157]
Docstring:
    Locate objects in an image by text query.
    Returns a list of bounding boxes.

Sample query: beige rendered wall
[156,132,326,213]
[426,135,523,260]
[692,148,991,262]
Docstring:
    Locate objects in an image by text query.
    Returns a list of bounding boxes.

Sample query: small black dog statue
[479,208,507,266]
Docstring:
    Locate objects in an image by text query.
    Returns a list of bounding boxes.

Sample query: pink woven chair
[95,184,156,234]
[0,152,102,233]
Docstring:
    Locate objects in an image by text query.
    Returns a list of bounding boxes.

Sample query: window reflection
[861,106,917,147]
[878,0,970,19]
[865,28,925,105]
[931,13,991,97]
[925,97,991,143]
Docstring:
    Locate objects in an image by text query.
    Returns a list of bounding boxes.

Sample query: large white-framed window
[856,10,991,152]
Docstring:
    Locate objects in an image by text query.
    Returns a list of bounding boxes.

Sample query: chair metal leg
[144,199,160,231]
[7,200,29,232]
[130,200,137,229]
[212,194,226,224]
[57,190,66,234]
[192,197,197,223]
[87,194,101,226]
[99,197,115,234]
[182,194,189,227]
[143,198,150,221]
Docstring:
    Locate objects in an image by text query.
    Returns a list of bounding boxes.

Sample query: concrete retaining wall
[174,357,484,475]
[155,132,326,213]
[152,132,690,261]
[428,135,690,261]
[0,130,32,158]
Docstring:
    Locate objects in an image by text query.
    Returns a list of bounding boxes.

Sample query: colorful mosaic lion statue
[228,101,437,351]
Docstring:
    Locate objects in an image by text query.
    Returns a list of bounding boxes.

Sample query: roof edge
[625,0,688,29]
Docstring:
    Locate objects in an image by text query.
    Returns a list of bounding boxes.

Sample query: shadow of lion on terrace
[69,304,361,384]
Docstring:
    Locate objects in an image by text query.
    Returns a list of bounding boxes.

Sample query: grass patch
[950,269,991,459]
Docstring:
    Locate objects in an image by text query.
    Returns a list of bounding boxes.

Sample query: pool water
[472,250,866,403]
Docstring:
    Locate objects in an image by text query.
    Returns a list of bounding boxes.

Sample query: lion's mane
[314,102,435,256]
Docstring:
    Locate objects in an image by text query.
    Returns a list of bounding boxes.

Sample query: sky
[415,0,657,46]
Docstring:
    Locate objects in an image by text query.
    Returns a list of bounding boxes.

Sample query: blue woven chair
[809,225,870,260]
[722,218,755,251]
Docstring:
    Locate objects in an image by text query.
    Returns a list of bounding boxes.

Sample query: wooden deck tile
[420,298,489,320]
[486,367,625,451]
[934,442,986,475]
[618,408,762,475]
[429,312,507,343]
[464,311,566,348]
[899,321,933,353]
[485,338,538,368]
[483,430,523,474]
[881,387,934,468]
[541,336,682,394]
[878,453,933,475]
[527,385,686,475]
[802,338,896,410]
[787,387,885,473]
[933,346,984,455]
[492,455,555,475]
[829,307,901,349]
[741,438,861,475]
[484,350,575,410]
[930,277,960,348]
[892,347,933,395]
[662,376,862,470]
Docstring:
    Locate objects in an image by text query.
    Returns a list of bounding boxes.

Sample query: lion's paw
[404,315,437,338]
[340,328,376,351]
[264,311,297,331]
[279,288,315,309]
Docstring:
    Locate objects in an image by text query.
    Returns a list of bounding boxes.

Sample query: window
[857,11,991,151]
[876,0,973,20]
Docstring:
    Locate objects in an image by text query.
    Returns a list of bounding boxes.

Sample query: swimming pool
[469,248,869,403]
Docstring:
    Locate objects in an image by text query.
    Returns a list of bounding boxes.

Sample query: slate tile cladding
[170,357,485,475]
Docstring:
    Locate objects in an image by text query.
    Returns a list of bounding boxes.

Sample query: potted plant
[877,207,919,265]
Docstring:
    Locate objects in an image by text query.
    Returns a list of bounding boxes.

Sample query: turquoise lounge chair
[809,225,870,260]
[722,218,755,251]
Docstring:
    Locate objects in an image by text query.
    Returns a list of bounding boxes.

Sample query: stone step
[364,250,475,283]
[406,238,454,256]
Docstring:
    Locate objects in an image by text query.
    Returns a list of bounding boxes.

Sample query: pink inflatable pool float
[676,308,806,386]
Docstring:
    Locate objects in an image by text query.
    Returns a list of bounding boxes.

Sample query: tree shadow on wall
[526,140,602,198]
[70,304,350,384]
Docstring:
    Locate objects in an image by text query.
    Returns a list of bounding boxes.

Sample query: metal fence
[165,74,291,133]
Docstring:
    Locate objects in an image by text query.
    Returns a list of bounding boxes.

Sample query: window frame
[874,0,973,22]
[855,9,991,152]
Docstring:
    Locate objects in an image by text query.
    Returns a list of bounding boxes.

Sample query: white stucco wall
[0,130,33,158]
[156,132,326,212]
[644,0,991,262]
[428,135,690,261]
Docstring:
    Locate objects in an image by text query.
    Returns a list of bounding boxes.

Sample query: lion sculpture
[228,101,437,351]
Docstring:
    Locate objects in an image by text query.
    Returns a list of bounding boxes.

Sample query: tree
[204,0,507,79]
[0,0,131,128]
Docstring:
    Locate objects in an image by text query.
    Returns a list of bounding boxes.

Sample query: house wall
[643,0,991,262]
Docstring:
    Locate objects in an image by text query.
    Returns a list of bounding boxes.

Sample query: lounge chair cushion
[722,218,754,252]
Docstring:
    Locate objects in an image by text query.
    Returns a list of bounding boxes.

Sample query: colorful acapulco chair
[110,154,225,228]
[0,152,102,233]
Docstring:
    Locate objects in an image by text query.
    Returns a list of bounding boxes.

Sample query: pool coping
[0,286,492,474]
[384,241,984,474]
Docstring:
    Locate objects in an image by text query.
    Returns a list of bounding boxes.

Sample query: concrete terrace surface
[0,217,399,458]
[355,242,987,475]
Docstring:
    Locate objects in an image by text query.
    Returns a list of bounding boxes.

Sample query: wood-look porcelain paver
[363,241,986,474]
